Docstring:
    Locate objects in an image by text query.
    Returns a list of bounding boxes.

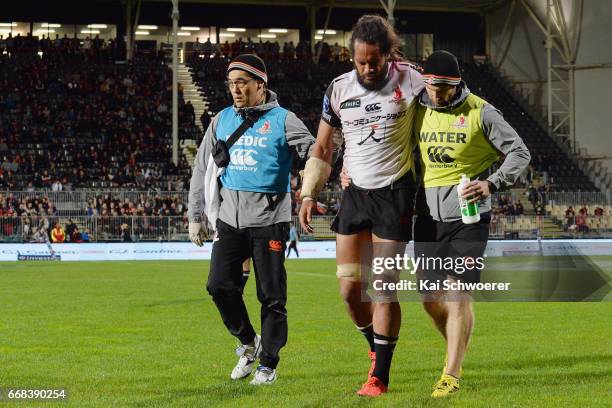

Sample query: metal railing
[491,191,610,206]
[552,214,612,234]
[0,190,189,216]
[1,190,608,214]
[488,215,541,240]
[0,216,190,243]
[540,192,609,206]
[0,190,189,202]
[2,214,612,243]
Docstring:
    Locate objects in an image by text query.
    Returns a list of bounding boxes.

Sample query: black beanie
[423,50,461,85]
[226,54,268,84]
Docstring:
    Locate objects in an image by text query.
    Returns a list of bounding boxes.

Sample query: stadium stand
[461,63,598,192]
[0,36,195,191]
[187,45,597,193]
[0,32,609,242]
[186,49,352,135]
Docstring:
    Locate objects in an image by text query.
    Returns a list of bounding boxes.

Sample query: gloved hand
[189,222,207,247]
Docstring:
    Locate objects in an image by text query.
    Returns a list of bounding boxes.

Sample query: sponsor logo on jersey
[365,103,382,113]
[357,124,382,146]
[343,110,407,127]
[453,114,468,128]
[256,120,272,134]
[230,149,258,166]
[340,99,361,109]
[427,146,456,163]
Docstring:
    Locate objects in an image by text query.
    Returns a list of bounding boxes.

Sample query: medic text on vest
[233,135,268,148]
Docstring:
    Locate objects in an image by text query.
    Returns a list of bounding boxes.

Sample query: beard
[355,63,389,91]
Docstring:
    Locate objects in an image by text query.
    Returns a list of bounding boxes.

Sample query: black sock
[372,332,398,386]
[357,324,375,352]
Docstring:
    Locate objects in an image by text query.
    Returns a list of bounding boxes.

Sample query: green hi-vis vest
[415,93,499,188]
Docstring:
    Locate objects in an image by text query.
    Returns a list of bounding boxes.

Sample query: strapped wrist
[300,157,331,200]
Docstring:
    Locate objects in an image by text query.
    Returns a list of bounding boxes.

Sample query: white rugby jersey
[322,61,424,189]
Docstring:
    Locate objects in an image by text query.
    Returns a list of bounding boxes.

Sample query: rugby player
[299,15,424,396]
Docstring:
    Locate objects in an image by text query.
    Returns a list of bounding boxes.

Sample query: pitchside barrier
[2,215,612,243]
[1,239,611,262]
[1,189,609,216]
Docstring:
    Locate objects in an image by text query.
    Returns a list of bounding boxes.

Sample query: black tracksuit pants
[206,220,289,369]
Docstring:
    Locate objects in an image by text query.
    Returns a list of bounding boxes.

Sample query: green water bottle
[458,174,480,224]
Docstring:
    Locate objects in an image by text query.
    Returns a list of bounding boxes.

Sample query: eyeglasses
[224,79,255,89]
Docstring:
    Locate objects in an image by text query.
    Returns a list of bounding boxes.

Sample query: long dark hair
[349,14,403,61]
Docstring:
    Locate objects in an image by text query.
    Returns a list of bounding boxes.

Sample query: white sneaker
[230,334,261,380]
[250,365,277,385]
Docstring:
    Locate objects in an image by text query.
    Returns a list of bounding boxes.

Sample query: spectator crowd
[0,35,195,191]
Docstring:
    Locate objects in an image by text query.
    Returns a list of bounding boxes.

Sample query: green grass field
[1,258,611,407]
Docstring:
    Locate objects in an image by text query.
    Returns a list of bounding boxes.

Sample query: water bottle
[458,174,480,224]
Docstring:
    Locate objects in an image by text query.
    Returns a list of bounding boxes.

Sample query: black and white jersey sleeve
[321,80,342,128]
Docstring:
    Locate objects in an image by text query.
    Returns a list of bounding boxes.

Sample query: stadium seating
[188,50,598,193]
[0,36,608,242]
[188,54,351,135]
[461,63,597,192]
[0,44,195,191]
[545,203,612,235]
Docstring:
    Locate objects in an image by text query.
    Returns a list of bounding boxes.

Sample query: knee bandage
[371,266,400,303]
[336,263,362,281]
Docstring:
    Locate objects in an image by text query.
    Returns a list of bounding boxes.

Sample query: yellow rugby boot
[431,374,460,398]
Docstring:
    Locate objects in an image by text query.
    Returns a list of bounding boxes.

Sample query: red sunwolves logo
[390,85,405,104]
[453,115,468,128]
[256,120,272,134]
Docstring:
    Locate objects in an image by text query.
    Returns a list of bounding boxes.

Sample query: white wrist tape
[300,157,332,200]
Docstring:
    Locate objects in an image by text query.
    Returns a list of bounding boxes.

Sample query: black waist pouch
[212,140,231,168]
[212,110,262,168]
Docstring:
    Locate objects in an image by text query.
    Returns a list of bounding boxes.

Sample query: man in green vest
[413,51,531,397]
